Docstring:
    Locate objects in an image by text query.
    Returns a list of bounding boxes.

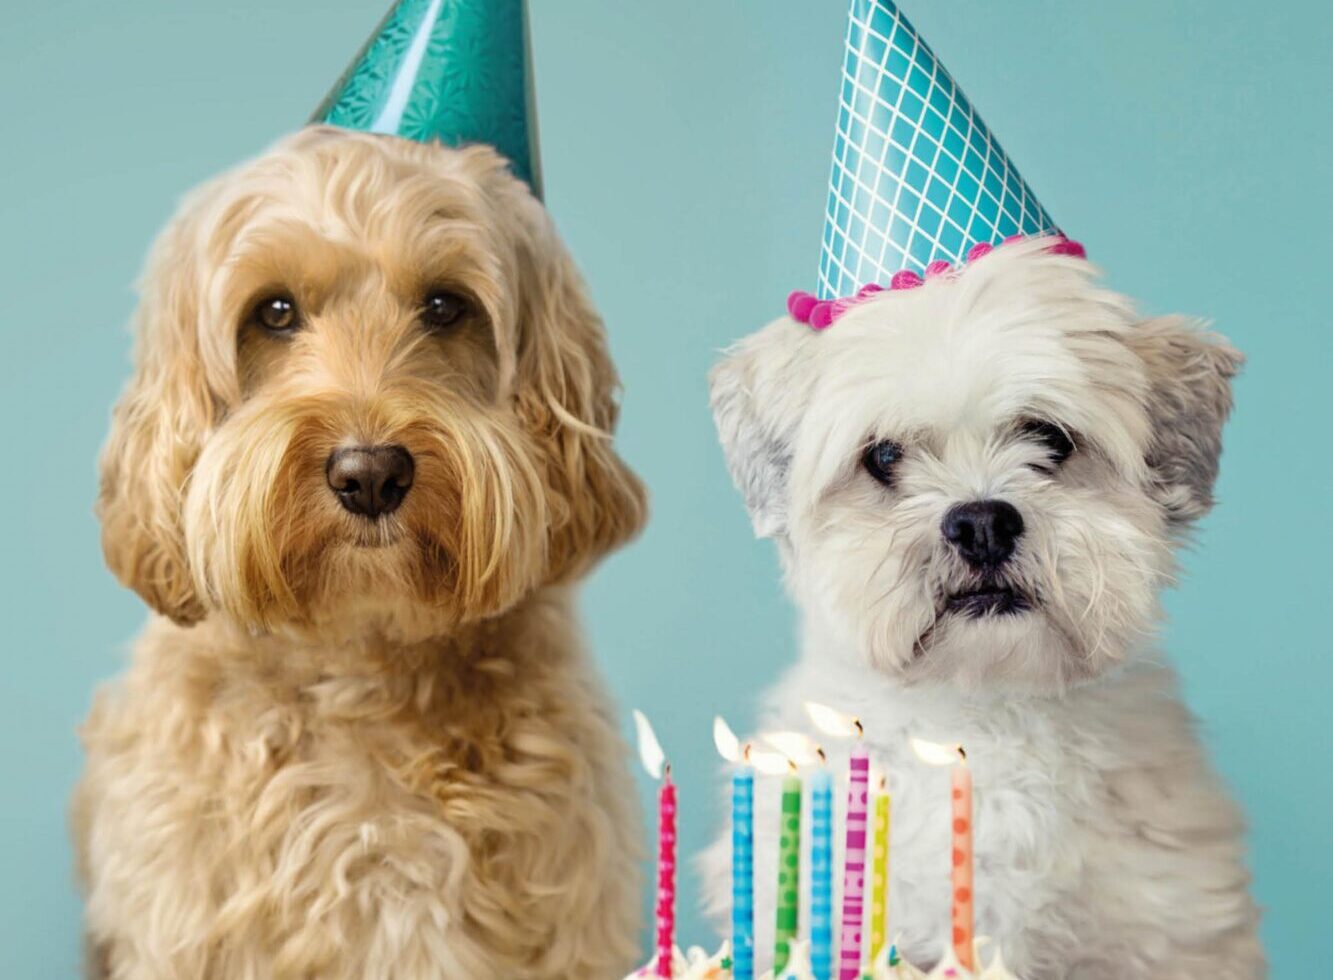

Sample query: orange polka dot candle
[950,758,974,970]
[912,738,974,972]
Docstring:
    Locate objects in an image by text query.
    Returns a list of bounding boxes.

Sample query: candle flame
[804,701,863,738]
[713,715,744,763]
[748,746,794,775]
[911,737,966,767]
[870,765,888,793]
[633,709,667,780]
[760,731,825,766]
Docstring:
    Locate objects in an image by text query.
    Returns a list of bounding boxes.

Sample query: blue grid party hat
[817,0,1058,299]
[312,0,541,196]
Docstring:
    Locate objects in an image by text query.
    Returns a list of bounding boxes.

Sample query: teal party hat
[312,0,541,196]
[816,0,1058,299]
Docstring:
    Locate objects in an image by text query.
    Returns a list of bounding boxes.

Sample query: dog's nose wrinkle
[326,445,415,519]
[942,499,1024,568]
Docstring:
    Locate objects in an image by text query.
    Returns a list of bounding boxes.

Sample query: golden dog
[74,126,646,979]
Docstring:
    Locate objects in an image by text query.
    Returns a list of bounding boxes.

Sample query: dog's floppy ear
[97,207,216,625]
[1126,316,1242,526]
[709,321,810,539]
[506,189,647,581]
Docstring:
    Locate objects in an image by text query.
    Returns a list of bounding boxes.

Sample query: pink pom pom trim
[787,234,1086,331]
[787,290,817,321]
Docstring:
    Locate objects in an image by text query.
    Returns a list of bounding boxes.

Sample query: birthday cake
[623,939,1020,980]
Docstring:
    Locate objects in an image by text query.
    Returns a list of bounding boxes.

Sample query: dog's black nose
[326,445,414,518]
[942,499,1025,568]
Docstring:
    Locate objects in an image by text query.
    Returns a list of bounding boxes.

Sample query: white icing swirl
[758,939,817,980]
[621,937,1021,980]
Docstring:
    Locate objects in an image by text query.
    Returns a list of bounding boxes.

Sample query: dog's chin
[943,583,1032,618]
[211,525,474,643]
[899,598,1095,694]
[255,533,443,638]
[339,519,411,551]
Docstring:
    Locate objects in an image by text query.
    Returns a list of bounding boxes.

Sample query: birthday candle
[869,785,891,963]
[802,703,873,980]
[732,767,756,980]
[838,742,871,980]
[912,738,974,973]
[809,768,834,980]
[774,771,802,973]
[633,711,675,979]
[951,758,974,971]
[655,771,677,978]
[716,716,757,980]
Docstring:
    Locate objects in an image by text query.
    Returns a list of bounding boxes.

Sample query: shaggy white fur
[702,238,1264,979]
[75,127,647,979]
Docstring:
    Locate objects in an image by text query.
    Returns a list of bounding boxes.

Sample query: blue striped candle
[810,768,834,980]
[732,766,756,980]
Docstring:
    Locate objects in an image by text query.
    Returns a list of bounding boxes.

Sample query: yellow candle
[869,785,891,962]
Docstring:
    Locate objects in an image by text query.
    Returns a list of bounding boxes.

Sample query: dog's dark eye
[1018,418,1076,469]
[421,290,471,331]
[862,439,904,486]
[254,295,299,333]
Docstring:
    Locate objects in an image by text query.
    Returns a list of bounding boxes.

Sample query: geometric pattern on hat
[311,0,541,195]
[818,0,1058,299]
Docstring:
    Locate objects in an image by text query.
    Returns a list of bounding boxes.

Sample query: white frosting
[620,939,817,980]
[622,938,1019,980]
[869,940,927,979]
[623,942,733,980]
[758,939,816,980]
[977,949,1019,980]
[892,939,1021,980]
[924,944,970,979]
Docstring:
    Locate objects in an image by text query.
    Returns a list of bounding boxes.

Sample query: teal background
[1,1,1327,976]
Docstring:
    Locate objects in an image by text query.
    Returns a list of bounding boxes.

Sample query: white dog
[703,237,1263,979]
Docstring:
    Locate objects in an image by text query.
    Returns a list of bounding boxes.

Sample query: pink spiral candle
[654,771,677,977]
[838,743,871,979]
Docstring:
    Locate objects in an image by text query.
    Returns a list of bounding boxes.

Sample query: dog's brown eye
[254,295,299,333]
[422,290,471,331]
[1018,418,1076,469]
[863,439,904,486]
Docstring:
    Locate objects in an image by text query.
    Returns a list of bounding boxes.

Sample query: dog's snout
[942,499,1024,568]
[326,445,415,519]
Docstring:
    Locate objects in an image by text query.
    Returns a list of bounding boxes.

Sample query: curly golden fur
[74,126,647,979]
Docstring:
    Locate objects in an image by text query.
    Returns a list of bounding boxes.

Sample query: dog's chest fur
[75,596,642,978]
[705,650,1261,979]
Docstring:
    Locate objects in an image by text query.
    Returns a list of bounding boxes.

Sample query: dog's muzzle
[945,583,1031,617]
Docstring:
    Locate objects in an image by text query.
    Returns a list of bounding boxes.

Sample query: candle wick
[854,718,864,738]
[663,761,672,780]
[957,746,967,763]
